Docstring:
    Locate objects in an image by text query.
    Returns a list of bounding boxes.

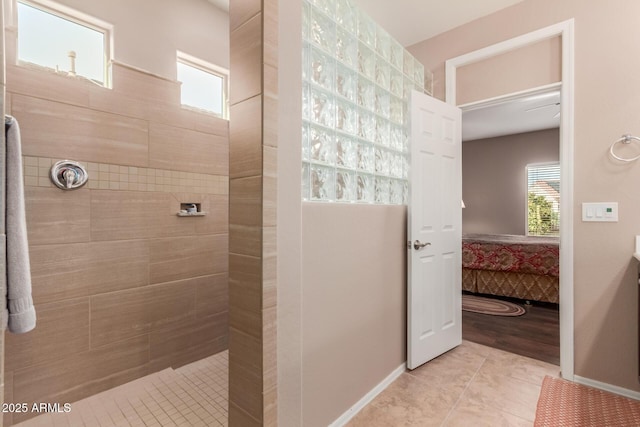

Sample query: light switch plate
[582,202,618,222]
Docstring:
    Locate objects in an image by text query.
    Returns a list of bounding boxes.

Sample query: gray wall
[462,128,559,235]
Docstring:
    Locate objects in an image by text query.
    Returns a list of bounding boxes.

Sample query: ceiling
[211,0,523,46]
[462,89,560,141]
[349,0,554,142]
[348,0,524,47]
[209,0,551,139]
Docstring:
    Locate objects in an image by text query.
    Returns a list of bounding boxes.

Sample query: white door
[407,90,462,370]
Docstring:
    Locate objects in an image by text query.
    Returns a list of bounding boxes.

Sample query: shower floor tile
[14,351,228,427]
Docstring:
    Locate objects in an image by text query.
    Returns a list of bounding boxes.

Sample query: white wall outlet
[582,202,618,222]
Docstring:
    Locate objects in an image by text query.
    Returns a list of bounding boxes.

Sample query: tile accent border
[23,156,228,195]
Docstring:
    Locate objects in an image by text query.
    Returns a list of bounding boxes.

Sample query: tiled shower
[2,7,230,426]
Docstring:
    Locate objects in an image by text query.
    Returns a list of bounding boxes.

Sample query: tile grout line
[439,356,489,426]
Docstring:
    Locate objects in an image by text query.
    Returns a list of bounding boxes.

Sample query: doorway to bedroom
[443,20,575,373]
[459,87,561,365]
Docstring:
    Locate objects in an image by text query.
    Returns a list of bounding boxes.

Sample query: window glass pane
[527,163,560,236]
[177,61,224,116]
[18,1,105,84]
[301,0,422,205]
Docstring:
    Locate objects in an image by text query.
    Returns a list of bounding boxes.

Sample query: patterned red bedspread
[462,234,559,277]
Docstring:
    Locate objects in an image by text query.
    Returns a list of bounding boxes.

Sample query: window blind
[527,163,560,236]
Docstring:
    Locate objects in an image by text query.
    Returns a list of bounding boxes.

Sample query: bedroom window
[17,0,110,86]
[527,163,560,236]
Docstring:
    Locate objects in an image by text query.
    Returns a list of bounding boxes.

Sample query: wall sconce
[461,200,466,208]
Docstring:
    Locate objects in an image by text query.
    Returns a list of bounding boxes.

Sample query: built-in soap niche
[177,202,206,216]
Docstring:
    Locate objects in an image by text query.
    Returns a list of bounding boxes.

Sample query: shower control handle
[50,160,89,190]
[413,240,431,250]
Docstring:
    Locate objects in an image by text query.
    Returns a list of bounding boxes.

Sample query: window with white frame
[527,162,560,236]
[17,0,110,86]
[177,54,228,119]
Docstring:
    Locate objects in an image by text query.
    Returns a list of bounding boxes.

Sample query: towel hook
[609,134,640,162]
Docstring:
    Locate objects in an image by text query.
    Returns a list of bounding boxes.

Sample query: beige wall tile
[263,252,277,310]
[149,122,228,175]
[13,95,149,167]
[90,279,197,348]
[193,111,229,137]
[149,234,228,284]
[195,273,229,320]
[262,144,278,178]
[230,14,263,106]
[229,224,261,258]
[230,176,262,228]
[229,401,262,427]
[31,239,150,304]
[148,103,230,138]
[7,64,91,108]
[90,190,169,241]
[195,195,229,235]
[25,187,91,245]
[5,298,90,372]
[229,327,262,383]
[230,95,262,179]
[148,335,227,373]
[88,240,150,295]
[230,306,262,343]
[29,243,90,304]
[229,327,263,425]
[149,312,228,364]
[88,85,151,122]
[262,306,277,392]
[263,0,278,69]
[111,63,180,105]
[264,385,278,427]
[263,91,278,148]
[263,175,277,227]
[12,335,149,405]
[3,371,13,426]
[229,0,261,31]
[229,253,262,316]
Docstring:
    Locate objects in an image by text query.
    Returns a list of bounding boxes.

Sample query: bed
[462,233,559,304]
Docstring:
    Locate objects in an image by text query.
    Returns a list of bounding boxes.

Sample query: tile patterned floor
[13,341,557,427]
[14,351,228,427]
[347,340,561,427]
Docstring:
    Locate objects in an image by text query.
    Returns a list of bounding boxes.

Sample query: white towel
[5,116,36,333]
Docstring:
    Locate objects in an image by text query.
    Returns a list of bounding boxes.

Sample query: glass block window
[302,0,429,204]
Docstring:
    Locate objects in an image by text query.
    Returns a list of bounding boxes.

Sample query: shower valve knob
[50,160,88,190]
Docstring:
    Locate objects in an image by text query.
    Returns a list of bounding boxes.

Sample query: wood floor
[462,293,560,365]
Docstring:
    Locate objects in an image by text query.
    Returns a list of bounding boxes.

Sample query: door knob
[413,240,431,250]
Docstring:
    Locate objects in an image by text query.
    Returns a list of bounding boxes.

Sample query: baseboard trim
[328,363,406,427]
[573,375,640,400]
